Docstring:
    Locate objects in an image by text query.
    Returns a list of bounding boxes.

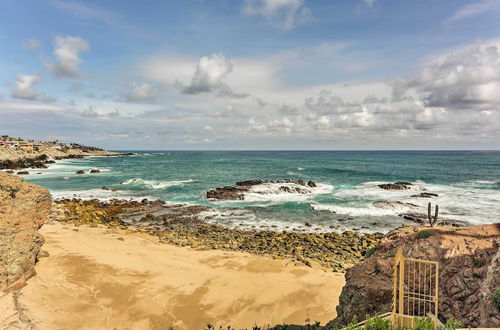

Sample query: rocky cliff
[0,171,51,292]
[327,224,500,328]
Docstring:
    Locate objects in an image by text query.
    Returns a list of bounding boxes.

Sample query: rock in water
[326,224,500,329]
[90,169,101,174]
[378,181,412,190]
[76,170,85,174]
[206,179,319,200]
[411,192,438,198]
[373,201,419,210]
[0,172,51,292]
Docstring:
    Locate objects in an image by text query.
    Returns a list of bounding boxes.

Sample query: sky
[1,0,500,150]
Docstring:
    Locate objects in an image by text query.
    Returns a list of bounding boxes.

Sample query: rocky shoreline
[50,198,383,272]
[0,140,127,171]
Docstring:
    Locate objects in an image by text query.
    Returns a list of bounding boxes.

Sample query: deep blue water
[22,151,500,233]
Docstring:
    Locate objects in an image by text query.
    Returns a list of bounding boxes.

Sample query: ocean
[22,150,500,233]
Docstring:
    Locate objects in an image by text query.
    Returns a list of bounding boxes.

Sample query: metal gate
[392,247,440,328]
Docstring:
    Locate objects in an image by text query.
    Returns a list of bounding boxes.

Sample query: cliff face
[0,171,51,292]
[327,224,500,329]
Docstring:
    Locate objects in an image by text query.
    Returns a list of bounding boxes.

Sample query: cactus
[427,202,439,227]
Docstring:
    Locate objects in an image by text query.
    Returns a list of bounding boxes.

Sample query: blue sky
[1,0,500,149]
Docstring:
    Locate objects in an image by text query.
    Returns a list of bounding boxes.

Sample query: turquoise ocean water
[22,151,500,233]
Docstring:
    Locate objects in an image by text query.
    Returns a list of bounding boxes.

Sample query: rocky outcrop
[378,181,413,190]
[373,201,419,210]
[0,172,51,292]
[411,192,438,198]
[0,154,49,170]
[207,179,318,200]
[327,224,500,328]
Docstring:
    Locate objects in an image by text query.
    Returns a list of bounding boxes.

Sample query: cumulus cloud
[11,74,40,100]
[305,90,363,114]
[22,38,41,50]
[126,81,157,102]
[46,36,90,78]
[392,39,500,110]
[181,53,248,98]
[243,0,312,30]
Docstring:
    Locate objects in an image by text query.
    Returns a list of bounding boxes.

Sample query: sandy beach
[16,222,345,329]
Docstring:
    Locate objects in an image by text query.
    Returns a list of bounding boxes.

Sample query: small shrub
[416,230,431,239]
[363,314,392,330]
[473,257,486,268]
[401,222,410,228]
[472,272,482,279]
[364,247,377,258]
[493,289,500,311]
[441,318,463,330]
[414,317,434,330]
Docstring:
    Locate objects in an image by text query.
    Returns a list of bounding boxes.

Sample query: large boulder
[0,172,51,292]
[326,224,500,329]
[207,179,318,200]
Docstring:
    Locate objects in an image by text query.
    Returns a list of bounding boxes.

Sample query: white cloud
[445,0,500,24]
[243,0,312,30]
[46,36,90,78]
[180,53,248,98]
[393,39,500,110]
[22,38,41,50]
[48,0,117,25]
[126,82,157,102]
[305,90,363,114]
[11,74,40,100]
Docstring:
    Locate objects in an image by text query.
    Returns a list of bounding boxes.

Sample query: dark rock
[307,181,317,187]
[411,192,438,198]
[76,170,85,174]
[304,222,312,227]
[207,179,317,200]
[17,171,29,175]
[90,169,101,174]
[378,182,412,190]
[101,186,110,191]
[236,179,268,186]
[398,213,426,224]
[373,201,419,210]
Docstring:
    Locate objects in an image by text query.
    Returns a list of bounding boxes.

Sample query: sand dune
[17,223,344,329]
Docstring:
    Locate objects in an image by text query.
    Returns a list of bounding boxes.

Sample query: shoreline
[50,198,383,272]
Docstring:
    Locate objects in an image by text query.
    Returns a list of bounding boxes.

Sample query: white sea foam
[50,188,155,201]
[121,178,194,189]
[243,182,333,202]
[297,167,305,171]
[328,181,500,225]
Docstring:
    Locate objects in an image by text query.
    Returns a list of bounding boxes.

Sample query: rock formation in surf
[206,179,318,200]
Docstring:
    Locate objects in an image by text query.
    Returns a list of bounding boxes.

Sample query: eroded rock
[0,172,51,292]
